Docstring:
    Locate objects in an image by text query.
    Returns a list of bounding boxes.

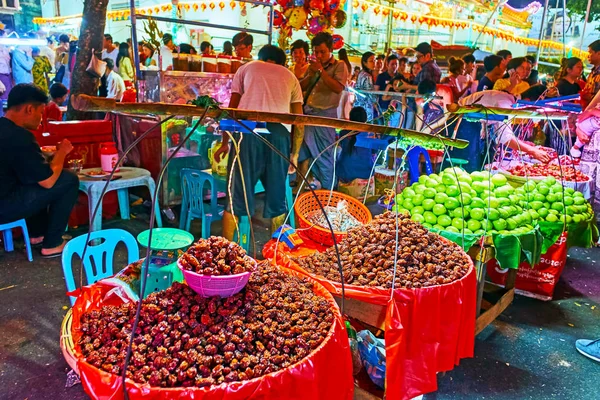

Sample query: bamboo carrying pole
[72,95,470,149]
[447,103,570,120]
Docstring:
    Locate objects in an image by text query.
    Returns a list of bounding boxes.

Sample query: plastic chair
[62,229,139,305]
[0,219,32,261]
[180,168,223,238]
[406,146,433,184]
[180,168,295,242]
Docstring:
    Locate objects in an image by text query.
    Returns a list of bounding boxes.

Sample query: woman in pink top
[441,57,469,103]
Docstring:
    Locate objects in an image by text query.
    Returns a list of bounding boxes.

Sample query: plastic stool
[0,219,33,261]
[406,146,433,184]
[448,158,469,168]
[142,265,174,299]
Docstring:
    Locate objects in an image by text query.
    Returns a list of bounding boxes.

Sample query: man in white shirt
[212,44,304,240]
[160,33,177,71]
[103,58,125,101]
[101,34,119,72]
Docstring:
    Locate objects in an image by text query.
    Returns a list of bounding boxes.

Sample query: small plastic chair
[406,146,433,184]
[180,168,223,238]
[180,168,295,242]
[0,219,32,261]
[62,229,139,305]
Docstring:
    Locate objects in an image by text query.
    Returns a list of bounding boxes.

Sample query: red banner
[487,233,568,301]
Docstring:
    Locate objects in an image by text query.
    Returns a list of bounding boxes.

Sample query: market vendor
[457,90,551,163]
[212,45,303,240]
[0,84,78,257]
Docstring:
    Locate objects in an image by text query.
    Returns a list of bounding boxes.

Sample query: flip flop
[40,250,63,259]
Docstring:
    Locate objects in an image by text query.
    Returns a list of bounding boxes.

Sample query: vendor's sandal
[30,237,44,247]
[40,240,67,258]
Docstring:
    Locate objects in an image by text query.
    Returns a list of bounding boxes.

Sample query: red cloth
[263,237,477,400]
[69,263,354,400]
[42,102,62,131]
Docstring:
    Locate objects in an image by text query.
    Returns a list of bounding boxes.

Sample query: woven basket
[294,190,372,246]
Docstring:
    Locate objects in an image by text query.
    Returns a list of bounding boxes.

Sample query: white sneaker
[570,147,582,158]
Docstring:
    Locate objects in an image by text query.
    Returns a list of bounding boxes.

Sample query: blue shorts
[225,123,290,218]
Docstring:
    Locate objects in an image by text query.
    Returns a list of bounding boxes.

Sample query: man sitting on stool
[0,84,78,257]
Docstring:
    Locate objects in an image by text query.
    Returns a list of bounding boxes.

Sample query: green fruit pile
[514,176,593,224]
[391,168,592,236]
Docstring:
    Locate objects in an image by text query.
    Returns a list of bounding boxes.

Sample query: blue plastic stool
[61,229,139,305]
[406,146,433,184]
[180,168,295,244]
[0,219,33,261]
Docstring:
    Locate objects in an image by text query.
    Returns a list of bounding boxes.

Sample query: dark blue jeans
[0,170,79,249]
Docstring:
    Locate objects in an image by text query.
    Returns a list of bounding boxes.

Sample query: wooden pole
[447,103,570,120]
[71,94,470,149]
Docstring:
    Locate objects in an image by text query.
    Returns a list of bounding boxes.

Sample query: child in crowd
[336,107,376,184]
[41,83,68,131]
[571,109,600,157]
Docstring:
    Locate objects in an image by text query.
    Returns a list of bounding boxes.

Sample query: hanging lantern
[410,14,417,22]
[219,1,225,9]
[184,3,190,10]
[353,0,359,7]
[230,1,236,9]
[382,8,389,16]
[418,16,425,24]
[200,3,207,10]
[373,6,380,15]
[361,3,368,12]
[209,2,215,9]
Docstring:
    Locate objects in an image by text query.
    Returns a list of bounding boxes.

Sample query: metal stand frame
[128,0,274,101]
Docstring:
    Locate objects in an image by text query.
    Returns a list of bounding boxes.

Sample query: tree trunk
[66,0,109,121]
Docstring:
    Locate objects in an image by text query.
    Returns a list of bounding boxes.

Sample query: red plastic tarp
[68,262,354,400]
[263,238,477,400]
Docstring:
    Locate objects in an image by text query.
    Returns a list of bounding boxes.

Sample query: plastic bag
[357,330,385,389]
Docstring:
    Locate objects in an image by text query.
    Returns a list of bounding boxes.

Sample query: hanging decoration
[30,0,580,57]
[273,0,347,40]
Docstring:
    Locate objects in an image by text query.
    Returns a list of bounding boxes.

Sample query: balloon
[307,16,327,35]
[285,7,308,29]
[325,0,340,11]
[332,34,344,50]
[293,0,304,6]
[309,0,325,11]
[330,9,347,28]
[272,9,284,27]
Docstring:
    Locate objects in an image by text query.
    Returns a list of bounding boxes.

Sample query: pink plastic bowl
[177,258,256,298]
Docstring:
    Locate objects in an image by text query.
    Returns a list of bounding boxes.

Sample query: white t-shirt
[232,60,303,113]
[102,47,119,72]
[106,70,125,101]
[160,46,174,71]
[459,90,517,144]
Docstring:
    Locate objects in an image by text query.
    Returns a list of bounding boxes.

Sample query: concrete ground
[0,201,598,400]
